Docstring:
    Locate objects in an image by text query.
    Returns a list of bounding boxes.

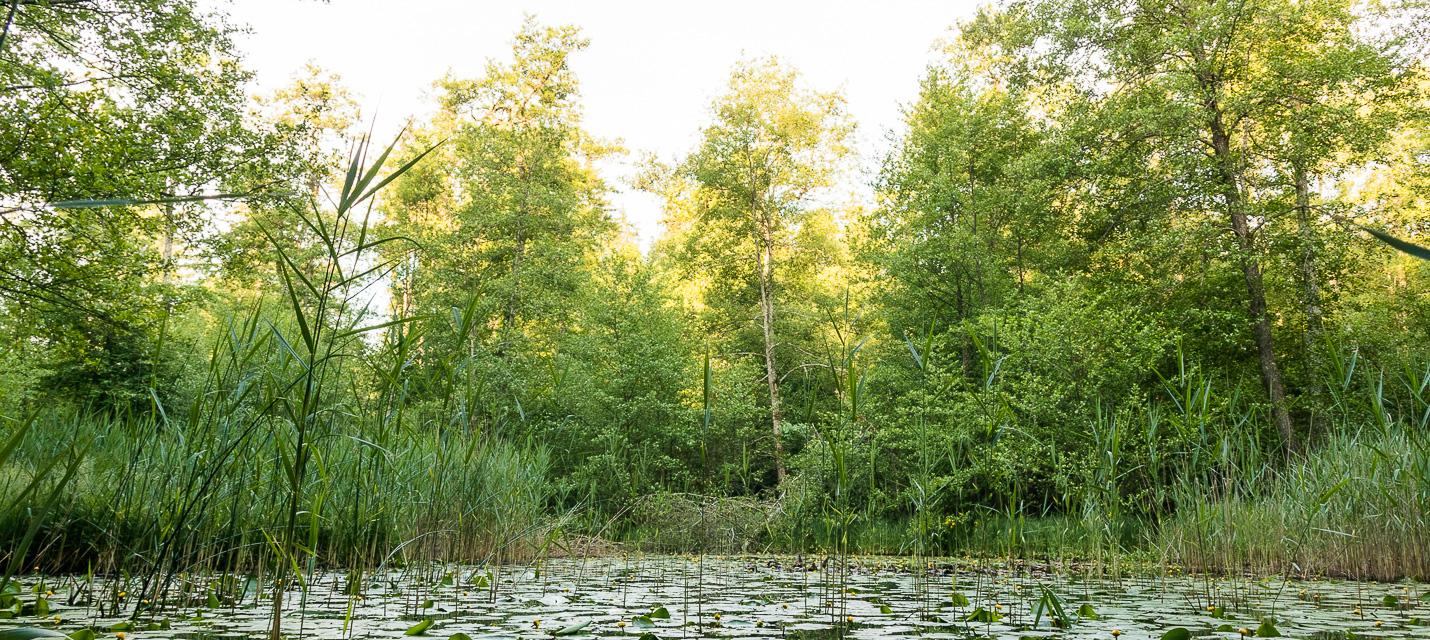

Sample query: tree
[208,65,363,292]
[0,0,278,410]
[653,58,853,483]
[383,19,614,427]
[962,0,1424,450]
[868,59,1064,377]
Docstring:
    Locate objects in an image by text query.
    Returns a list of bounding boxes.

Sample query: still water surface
[2,556,1427,639]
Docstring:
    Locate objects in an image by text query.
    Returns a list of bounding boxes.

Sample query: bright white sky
[220,0,982,250]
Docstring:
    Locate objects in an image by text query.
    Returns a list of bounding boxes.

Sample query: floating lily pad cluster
[0,557,1426,639]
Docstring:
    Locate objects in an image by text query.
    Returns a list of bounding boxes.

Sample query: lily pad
[1161,628,1192,640]
[0,630,67,639]
[550,620,591,636]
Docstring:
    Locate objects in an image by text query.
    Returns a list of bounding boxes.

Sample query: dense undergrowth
[3,341,1427,581]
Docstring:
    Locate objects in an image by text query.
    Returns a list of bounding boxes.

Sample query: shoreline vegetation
[1,5,1429,638]
[2,392,1426,582]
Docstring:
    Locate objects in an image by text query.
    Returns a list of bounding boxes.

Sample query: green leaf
[1256,617,1281,637]
[1363,226,1430,261]
[1161,628,1192,640]
[67,630,98,640]
[904,334,924,369]
[48,193,258,209]
[879,604,893,614]
[648,606,670,619]
[0,416,36,476]
[1032,585,1068,629]
[333,315,423,341]
[447,634,472,640]
[964,607,1003,623]
[950,592,970,607]
[405,619,433,636]
[631,615,654,628]
[356,141,445,206]
[420,599,434,609]
[1077,603,1099,620]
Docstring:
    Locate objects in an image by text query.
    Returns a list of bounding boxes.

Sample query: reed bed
[1162,426,1430,581]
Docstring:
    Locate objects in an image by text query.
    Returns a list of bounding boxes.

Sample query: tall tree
[963,0,1424,450]
[869,60,1063,376]
[654,58,853,483]
[383,19,614,424]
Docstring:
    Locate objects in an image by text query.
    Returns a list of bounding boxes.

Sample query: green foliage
[650,56,858,486]
[0,1,312,413]
[1,0,1428,584]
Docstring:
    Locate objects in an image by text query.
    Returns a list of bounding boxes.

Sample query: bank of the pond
[617,426,1430,583]
[4,415,1425,583]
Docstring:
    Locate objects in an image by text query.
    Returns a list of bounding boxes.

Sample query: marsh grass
[1159,341,1430,580]
[0,134,556,637]
[1162,425,1430,580]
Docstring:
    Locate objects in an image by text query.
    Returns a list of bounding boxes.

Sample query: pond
[1,556,1427,639]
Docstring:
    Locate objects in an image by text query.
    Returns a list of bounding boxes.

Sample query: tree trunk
[1294,164,1323,435]
[1294,165,1322,340]
[758,224,787,483]
[1209,107,1296,451]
